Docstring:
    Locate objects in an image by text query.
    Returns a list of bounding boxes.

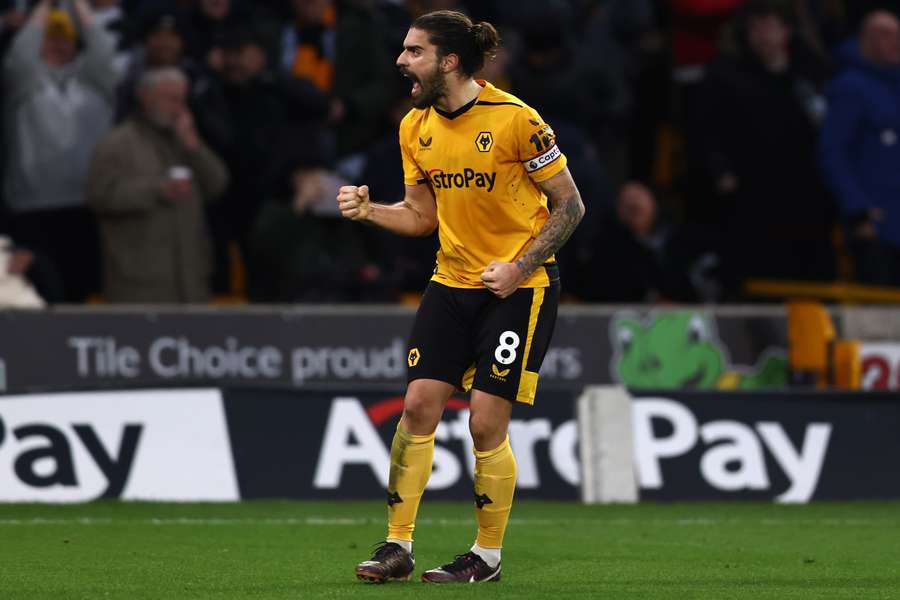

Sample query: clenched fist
[481,260,527,299]
[337,185,371,221]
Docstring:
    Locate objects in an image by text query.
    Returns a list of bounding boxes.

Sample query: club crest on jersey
[428,168,497,192]
[419,136,432,149]
[475,131,494,152]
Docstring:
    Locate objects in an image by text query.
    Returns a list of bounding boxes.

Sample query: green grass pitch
[1,500,899,599]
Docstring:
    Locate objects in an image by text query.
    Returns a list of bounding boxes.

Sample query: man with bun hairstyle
[340,10,584,584]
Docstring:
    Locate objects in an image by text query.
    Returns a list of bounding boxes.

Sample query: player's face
[397,28,448,109]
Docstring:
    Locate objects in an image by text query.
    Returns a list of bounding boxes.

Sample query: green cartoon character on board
[611,312,787,389]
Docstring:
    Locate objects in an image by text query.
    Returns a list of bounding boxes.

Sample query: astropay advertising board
[224,388,580,501]
[1,388,898,502]
[224,388,900,502]
[0,390,238,502]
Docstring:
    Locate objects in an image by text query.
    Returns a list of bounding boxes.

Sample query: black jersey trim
[475,101,523,108]
[434,97,478,120]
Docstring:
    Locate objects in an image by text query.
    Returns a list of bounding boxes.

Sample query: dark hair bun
[472,21,501,57]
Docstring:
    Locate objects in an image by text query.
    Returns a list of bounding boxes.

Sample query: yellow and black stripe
[515,280,559,405]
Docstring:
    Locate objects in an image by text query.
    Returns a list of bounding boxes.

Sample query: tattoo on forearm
[517,172,584,276]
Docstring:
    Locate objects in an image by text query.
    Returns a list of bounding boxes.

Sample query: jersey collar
[434,80,489,120]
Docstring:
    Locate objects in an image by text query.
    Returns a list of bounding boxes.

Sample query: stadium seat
[787,301,861,389]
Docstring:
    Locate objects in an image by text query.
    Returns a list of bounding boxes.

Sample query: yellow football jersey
[399,80,568,289]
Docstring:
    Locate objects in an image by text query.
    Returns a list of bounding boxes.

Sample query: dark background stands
[699,1,836,294]
[0,0,896,304]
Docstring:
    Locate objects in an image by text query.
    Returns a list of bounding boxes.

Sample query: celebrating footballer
[338,9,584,584]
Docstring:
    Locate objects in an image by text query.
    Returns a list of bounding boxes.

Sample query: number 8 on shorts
[494,331,520,365]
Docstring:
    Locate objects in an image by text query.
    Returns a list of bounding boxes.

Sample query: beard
[407,64,447,109]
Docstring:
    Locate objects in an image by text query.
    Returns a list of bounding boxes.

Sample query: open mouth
[402,70,421,96]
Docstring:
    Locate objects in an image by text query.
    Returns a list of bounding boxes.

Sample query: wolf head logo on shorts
[408,348,421,367]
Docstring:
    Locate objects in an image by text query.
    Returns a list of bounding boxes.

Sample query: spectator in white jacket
[0,236,44,309]
[2,0,118,302]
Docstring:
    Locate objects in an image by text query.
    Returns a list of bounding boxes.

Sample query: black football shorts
[405,272,560,405]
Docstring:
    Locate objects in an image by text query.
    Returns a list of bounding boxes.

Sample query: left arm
[72,0,119,98]
[481,167,585,298]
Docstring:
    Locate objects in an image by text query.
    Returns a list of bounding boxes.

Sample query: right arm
[337,182,437,237]
[3,0,49,96]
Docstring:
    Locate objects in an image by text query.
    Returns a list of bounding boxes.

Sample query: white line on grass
[0,517,895,527]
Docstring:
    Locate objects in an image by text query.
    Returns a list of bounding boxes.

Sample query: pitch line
[0,517,895,527]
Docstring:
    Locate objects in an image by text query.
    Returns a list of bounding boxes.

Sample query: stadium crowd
[0,0,898,305]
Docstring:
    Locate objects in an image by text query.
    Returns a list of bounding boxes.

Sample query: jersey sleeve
[513,107,568,183]
[399,113,427,186]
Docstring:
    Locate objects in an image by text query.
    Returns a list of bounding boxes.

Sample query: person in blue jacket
[820,10,900,285]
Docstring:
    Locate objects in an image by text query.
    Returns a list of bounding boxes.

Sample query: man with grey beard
[86,67,228,303]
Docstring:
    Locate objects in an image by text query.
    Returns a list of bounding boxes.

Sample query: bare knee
[469,411,507,451]
[401,391,443,435]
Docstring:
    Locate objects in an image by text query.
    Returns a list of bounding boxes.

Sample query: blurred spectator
[583,181,720,302]
[600,0,670,183]
[668,0,747,83]
[247,155,381,302]
[280,0,393,157]
[0,207,65,301]
[252,0,292,21]
[844,1,900,32]
[0,1,28,229]
[86,67,228,303]
[701,0,835,290]
[2,0,117,302]
[116,7,195,121]
[0,235,46,309]
[579,0,657,181]
[545,118,616,299]
[665,0,746,224]
[182,0,275,74]
[184,0,234,72]
[791,0,848,57]
[508,4,631,166]
[192,27,329,293]
[0,235,44,308]
[356,91,438,295]
[820,10,900,285]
